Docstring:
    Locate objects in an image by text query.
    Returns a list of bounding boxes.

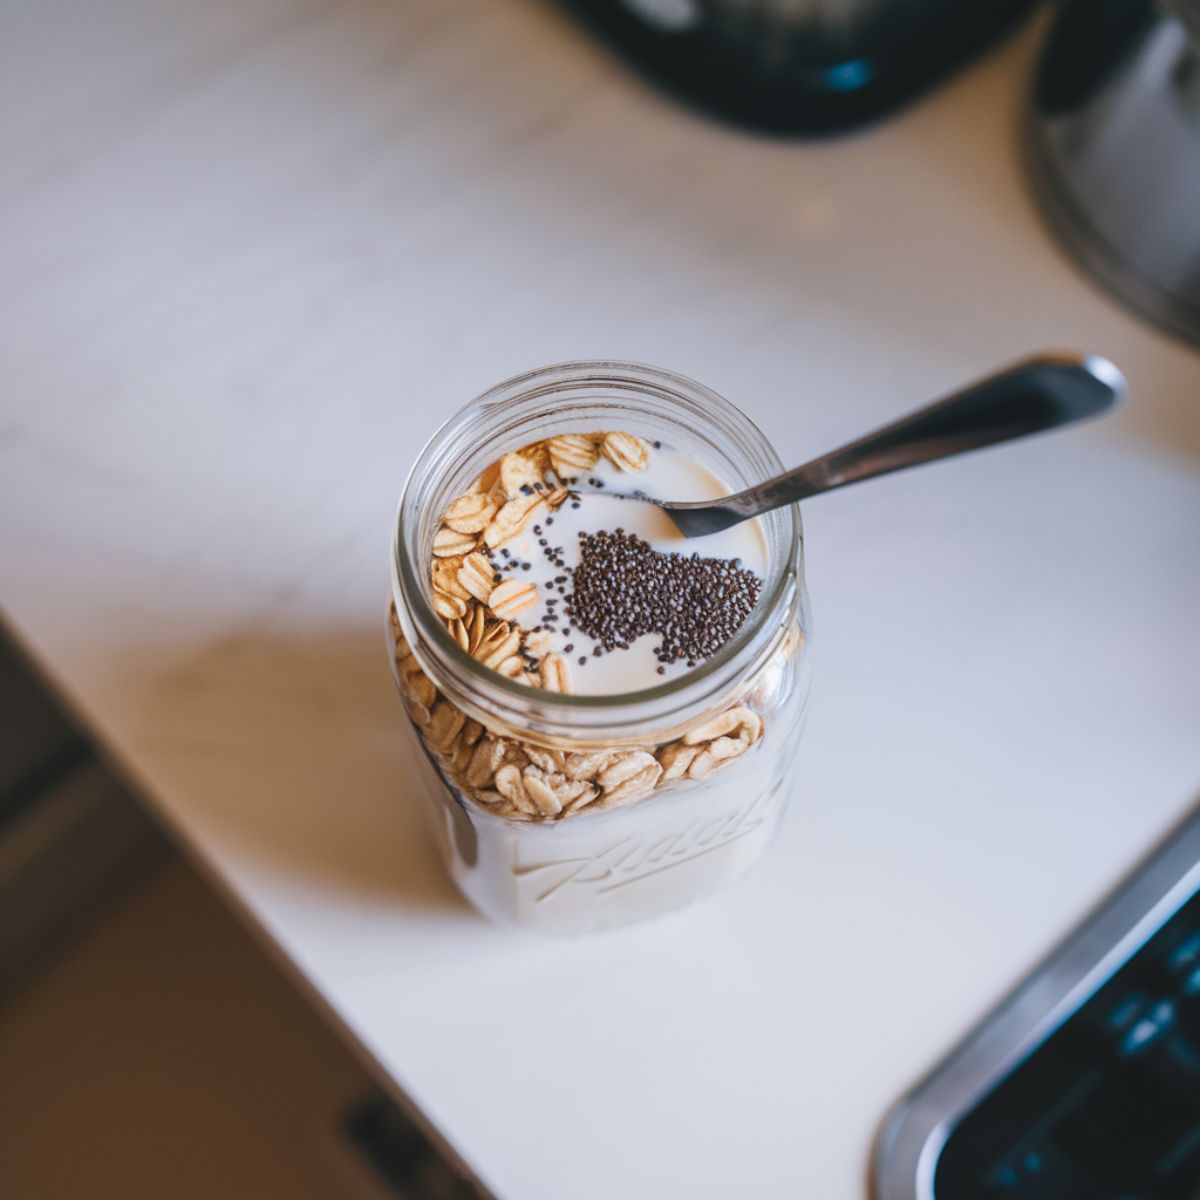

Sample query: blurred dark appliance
[560,0,1038,134]
[874,803,1200,1199]
[1026,0,1200,347]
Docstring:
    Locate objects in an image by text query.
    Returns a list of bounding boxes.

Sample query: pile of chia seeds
[566,530,763,668]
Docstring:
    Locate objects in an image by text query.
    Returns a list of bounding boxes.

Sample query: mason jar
[389,361,813,934]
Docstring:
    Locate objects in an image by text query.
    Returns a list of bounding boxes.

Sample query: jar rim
[391,360,803,736]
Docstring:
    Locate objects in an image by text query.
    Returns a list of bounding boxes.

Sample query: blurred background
[2,0,1198,1197]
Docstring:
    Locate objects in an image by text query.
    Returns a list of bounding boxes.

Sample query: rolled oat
[489,578,539,620]
[433,527,477,557]
[443,492,499,534]
[601,431,650,472]
[458,552,496,604]
[547,433,598,477]
[539,652,572,694]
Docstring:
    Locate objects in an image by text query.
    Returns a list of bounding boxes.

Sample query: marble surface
[3,1,1199,1196]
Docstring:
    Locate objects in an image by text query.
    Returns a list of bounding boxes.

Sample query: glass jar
[389,361,813,934]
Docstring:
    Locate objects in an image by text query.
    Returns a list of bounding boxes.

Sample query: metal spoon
[655,352,1125,538]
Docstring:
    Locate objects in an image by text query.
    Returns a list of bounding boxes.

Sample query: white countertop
[4,1,1200,1196]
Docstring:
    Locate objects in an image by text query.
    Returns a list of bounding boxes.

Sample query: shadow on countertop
[27,620,475,926]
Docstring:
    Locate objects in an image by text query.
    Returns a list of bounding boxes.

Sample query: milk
[496,445,768,694]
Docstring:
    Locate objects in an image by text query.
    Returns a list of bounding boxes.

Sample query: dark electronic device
[875,805,1200,1199]
[560,0,1039,134]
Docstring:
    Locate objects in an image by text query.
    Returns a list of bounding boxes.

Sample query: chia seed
[568,529,763,666]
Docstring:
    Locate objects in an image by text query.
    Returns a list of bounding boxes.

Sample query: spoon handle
[720,352,1125,519]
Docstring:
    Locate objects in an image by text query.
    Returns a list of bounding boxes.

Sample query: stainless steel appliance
[1026,0,1200,347]
[873,804,1200,1199]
